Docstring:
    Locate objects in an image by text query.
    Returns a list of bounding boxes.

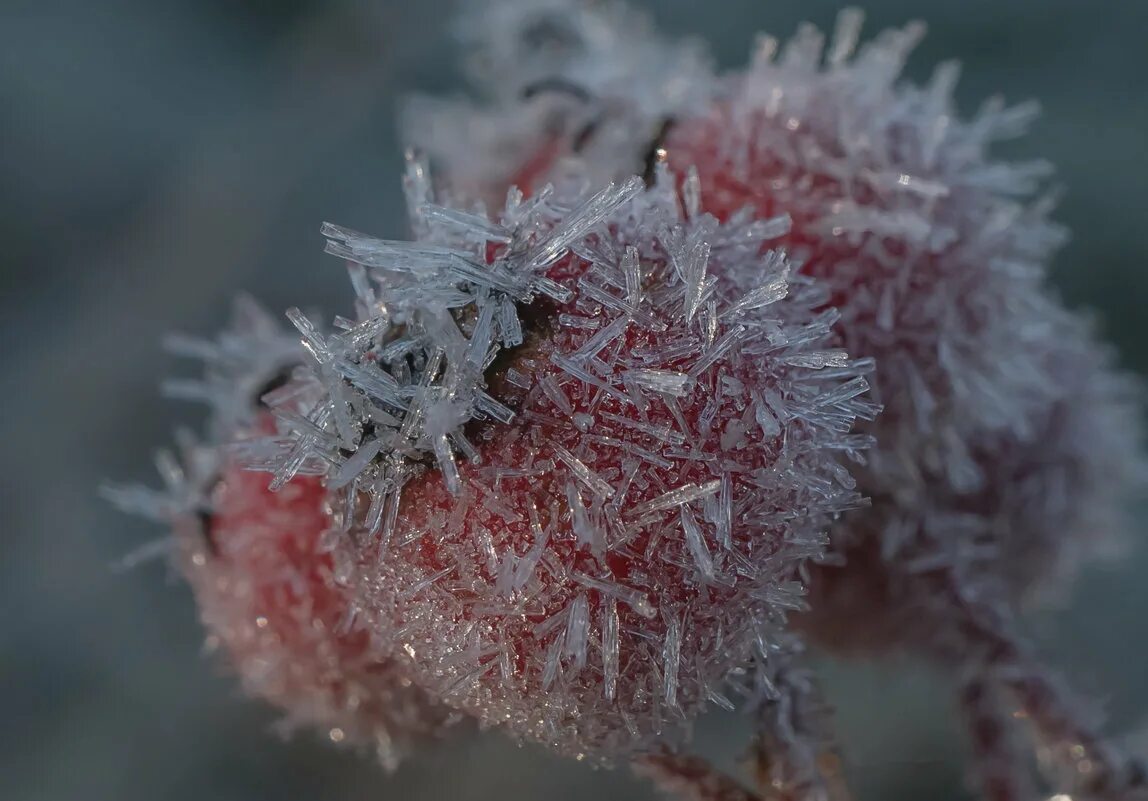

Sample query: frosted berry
[185,454,456,768]
[412,0,1145,643]
[249,162,874,760]
[654,22,1146,654]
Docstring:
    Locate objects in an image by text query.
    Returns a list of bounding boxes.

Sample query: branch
[745,644,853,801]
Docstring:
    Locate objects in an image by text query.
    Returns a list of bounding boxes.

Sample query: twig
[750,659,852,801]
[633,750,760,801]
[944,570,1146,799]
[958,676,1038,801]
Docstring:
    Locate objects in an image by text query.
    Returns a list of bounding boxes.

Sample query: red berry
[258,169,873,759]
[654,62,1147,653]
[107,298,461,769]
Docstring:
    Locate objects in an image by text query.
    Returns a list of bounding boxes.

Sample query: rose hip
[257,165,874,760]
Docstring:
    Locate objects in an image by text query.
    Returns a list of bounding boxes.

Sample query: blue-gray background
[3,1,1146,799]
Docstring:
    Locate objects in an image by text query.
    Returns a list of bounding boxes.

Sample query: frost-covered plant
[403,1,1148,799]
[108,1,1147,800]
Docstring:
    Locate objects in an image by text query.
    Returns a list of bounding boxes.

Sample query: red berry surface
[178,425,455,769]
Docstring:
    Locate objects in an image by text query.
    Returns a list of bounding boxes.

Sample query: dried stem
[958,676,1038,801]
[748,649,853,801]
[633,750,760,801]
[945,571,1146,799]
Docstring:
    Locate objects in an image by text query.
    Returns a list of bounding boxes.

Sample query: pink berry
[416,1,1145,648]
[654,29,1146,656]
[251,165,874,759]
[188,453,456,768]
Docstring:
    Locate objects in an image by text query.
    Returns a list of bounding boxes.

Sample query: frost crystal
[251,157,872,760]
[160,295,304,440]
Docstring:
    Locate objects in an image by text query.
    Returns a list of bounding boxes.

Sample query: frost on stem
[738,643,850,801]
[104,298,458,771]
[958,677,1037,801]
[244,156,874,760]
[633,750,759,801]
[947,574,1148,799]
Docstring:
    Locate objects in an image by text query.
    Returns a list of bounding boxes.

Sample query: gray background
[3,1,1146,799]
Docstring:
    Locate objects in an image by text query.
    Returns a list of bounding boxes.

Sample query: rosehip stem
[751,666,852,801]
[945,573,1145,798]
[632,750,760,801]
[958,677,1038,801]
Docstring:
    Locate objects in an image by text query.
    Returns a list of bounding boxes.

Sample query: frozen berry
[252,162,874,759]
[416,2,1145,647]
[654,21,1146,654]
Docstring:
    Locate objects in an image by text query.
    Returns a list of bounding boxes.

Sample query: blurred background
[3,1,1147,799]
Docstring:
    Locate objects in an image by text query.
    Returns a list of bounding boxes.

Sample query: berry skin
[256,167,874,760]
[181,454,456,769]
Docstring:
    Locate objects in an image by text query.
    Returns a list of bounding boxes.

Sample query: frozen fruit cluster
[110,1,1145,799]
[405,2,1146,797]
[412,1,1145,639]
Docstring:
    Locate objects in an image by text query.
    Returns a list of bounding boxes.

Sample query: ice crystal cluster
[108,1,1148,799]
[105,299,457,771]
[238,157,876,759]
